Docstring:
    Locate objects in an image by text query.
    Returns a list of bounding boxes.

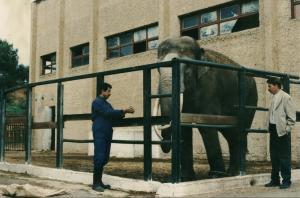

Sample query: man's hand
[124,106,135,114]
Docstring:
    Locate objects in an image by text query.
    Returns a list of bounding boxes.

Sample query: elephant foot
[160,130,171,153]
[181,172,196,182]
[226,167,240,176]
[208,170,228,178]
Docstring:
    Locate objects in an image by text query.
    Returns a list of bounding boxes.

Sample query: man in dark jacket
[91,82,134,192]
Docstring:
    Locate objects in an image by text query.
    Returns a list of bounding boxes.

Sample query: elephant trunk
[158,54,185,153]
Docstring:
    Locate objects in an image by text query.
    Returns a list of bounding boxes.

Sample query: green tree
[0,39,29,115]
[0,39,28,88]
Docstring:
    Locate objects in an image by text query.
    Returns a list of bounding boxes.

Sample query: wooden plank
[32,122,56,129]
[181,113,237,125]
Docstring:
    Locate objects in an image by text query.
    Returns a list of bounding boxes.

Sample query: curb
[156,169,300,197]
[0,162,160,193]
[0,162,299,197]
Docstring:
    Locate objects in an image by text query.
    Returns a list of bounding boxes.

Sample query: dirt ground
[4,151,300,183]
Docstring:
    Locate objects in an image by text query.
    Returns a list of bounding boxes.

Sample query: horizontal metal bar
[150,94,172,98]
[63,139,93,143]
[177,58,241,72]
[181,113,237,125]
[176,58,299,79]
[5,59,299,92]
[4,85,26,94]
[63,139,171,145]
[245,106,268,111]
[63,115,170,126]
[23,61,172,89]
[290,79,300,84]
[113,140,144,144]
[32,121,56,129]
[112,140,170,144]
[63,114,91,121]
[245,129,268,133]
[245,69,299,80]
[180,123,236,128]
[234,105,269,111]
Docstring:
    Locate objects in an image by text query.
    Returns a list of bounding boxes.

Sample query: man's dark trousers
[269,124,291,184]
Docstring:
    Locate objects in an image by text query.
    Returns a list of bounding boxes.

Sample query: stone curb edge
[0,162,299,197]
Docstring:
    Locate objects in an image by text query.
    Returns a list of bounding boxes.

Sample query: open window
[181,0,259,40]
[41,52,56,75]
[292,0,300,19]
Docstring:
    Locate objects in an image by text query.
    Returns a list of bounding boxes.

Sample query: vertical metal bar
[171,58,181,183]
[25,86,32,164]
[143,68,152,181]
[56,82,64,168]
[238,68,247,175]
[282,75,290,94]
[0,88,6,162]
[96,75,104,96]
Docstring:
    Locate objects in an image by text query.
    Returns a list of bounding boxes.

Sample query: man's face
[268,83,279,95]
[101,88,111,99]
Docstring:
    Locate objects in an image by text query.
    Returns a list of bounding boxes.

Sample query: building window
[106,24,158,59]
[292,0,300,19]
[71,43,89,68]
[180,0,259,40]
[41,52,56,75]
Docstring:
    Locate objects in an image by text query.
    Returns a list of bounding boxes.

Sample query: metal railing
[0,58,299,183]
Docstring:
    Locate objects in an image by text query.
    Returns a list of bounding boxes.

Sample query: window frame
[70,43,89,68]
[291,0,300,19]
[106,23,159,59]
[41,52,56,76]
[179,0,259,40]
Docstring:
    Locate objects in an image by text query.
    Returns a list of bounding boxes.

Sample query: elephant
[157,36,258,181]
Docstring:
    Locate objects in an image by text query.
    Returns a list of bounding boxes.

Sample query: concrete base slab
[0,162,299,197]
[0,162,160,193]
[157,169,300,197]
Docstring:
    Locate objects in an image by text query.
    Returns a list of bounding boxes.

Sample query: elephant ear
[201,49,240,66]
[197,48,240,79]
[196,48,209,79]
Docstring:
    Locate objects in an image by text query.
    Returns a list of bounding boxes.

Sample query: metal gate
[5,115,25,151]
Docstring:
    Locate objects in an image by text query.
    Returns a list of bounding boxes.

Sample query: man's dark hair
[98,82,112,93]
[267,77,282,88]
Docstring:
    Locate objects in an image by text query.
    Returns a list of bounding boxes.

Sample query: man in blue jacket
[91,82,134,192]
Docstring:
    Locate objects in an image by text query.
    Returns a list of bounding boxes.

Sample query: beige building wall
[30,0,300,162]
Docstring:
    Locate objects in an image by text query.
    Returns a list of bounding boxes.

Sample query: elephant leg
[198,128,225,177]
[221,128,245,176]
[180,126,195,181]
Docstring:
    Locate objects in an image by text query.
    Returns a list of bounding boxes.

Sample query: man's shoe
[279,182,291,189]
[92,184,104,192]
[100,183,111,189]
[264,181,280,187]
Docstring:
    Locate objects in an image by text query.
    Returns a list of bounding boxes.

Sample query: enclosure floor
[4,151,299,183]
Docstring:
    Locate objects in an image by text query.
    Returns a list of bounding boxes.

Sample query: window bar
[238,68,247,175]
[56,82,64,168]
[171,58,181,183]
[25,85,32,164]
[143,68,152,181]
